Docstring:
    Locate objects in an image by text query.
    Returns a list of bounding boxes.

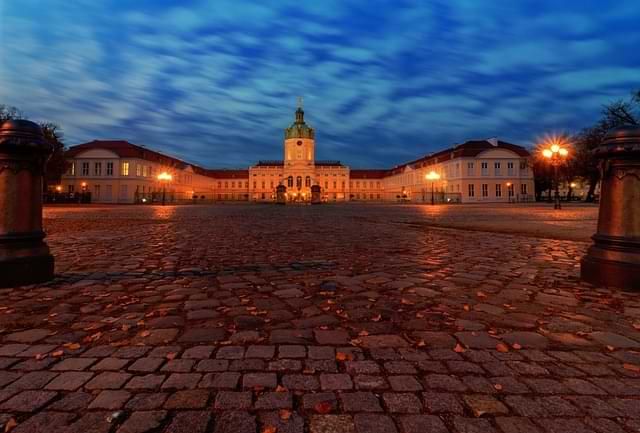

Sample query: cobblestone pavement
[0,203,638,433]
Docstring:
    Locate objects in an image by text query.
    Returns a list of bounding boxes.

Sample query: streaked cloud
[1,0,639,168]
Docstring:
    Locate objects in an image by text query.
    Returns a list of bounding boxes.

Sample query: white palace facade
[61,104,534,204]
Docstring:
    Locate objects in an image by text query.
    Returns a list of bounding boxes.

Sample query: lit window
[68,163,76,176]
[136,164,142,177]
[122,162,129,176]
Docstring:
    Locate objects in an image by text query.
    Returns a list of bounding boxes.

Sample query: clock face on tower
[297,140,303,146]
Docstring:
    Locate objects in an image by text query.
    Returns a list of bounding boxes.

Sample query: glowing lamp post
[425,170,440,205]
[542,141,569,209]
[506,182,512,203]
[157,172,172,206]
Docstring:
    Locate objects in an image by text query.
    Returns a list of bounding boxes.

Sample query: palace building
[61,103,534,204]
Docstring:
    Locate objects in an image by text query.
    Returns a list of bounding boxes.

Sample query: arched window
[305,176,311,187]
[287,176,293,187]
[296,176,302,188]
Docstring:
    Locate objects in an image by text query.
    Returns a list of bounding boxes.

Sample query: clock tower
[284,98,315,167]
[283,98,316,200]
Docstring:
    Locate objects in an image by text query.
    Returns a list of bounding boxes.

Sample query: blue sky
[1,0,639,168]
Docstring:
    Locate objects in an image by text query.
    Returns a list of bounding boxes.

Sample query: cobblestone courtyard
[1,203,639,433]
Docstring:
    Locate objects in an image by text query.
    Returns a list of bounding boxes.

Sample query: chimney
[488,137,498,146]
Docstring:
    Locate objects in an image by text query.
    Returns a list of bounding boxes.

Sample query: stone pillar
[276,184,286,205]
[311,184,321,204]
[581,125,640,290]
[0,120,54,287]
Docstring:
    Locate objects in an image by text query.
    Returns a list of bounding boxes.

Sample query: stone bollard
[276,184,286,205]
[311,184,321,204]
[581,125,640,290]
[0,120,54,287]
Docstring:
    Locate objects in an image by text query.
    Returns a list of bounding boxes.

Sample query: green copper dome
[284,107,315,139]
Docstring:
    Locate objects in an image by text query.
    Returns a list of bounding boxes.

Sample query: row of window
[70,161,193,184]
[472,161,523,177]
[467,183,528,198]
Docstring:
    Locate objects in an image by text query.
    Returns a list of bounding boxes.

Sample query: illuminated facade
[61,104,534,203]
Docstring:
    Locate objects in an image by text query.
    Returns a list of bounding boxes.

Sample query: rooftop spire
[295,97,304,123]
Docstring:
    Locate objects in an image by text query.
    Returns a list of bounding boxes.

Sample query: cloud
[1,0,639,169]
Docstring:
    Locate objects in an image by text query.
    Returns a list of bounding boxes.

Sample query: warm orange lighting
[55,185,62,192]
[425,170,440,181]
[157,172,173,181]
[81,182,87,188]
[570,182,577,188]
[540,135,570,160]
[506,182,512,187]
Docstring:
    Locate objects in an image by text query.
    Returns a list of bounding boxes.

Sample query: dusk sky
[1,0,639,168]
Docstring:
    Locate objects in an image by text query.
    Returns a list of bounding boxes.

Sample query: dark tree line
[0,105,68,189]
[532,90,640,202]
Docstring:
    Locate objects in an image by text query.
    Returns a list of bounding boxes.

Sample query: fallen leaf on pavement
[4,417,17,432]
[496,343,510,353]
[336,352,353,361]
[623,363,640,373]
[453,343,466,353]
[314,401,332,414]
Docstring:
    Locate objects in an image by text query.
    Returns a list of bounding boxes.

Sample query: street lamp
[425,170,441,205]
[541,140,569,209]
[506,182,512,203]
[157,171,173,206]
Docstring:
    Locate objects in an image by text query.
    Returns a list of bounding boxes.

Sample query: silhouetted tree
[573,90,639,201]
[0,104,68,189]
[41,122,68,188]
[0,104,24,121]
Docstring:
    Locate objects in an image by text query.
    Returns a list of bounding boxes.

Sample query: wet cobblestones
[0,203,638,433]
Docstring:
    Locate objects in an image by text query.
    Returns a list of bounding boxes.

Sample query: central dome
[285,107,315,139]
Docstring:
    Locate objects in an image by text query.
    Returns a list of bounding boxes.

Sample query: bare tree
[0,104,68,189]
[0,104,25,121]
[573,89,639,201]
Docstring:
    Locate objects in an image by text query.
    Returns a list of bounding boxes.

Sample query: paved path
[0,203,638,433]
